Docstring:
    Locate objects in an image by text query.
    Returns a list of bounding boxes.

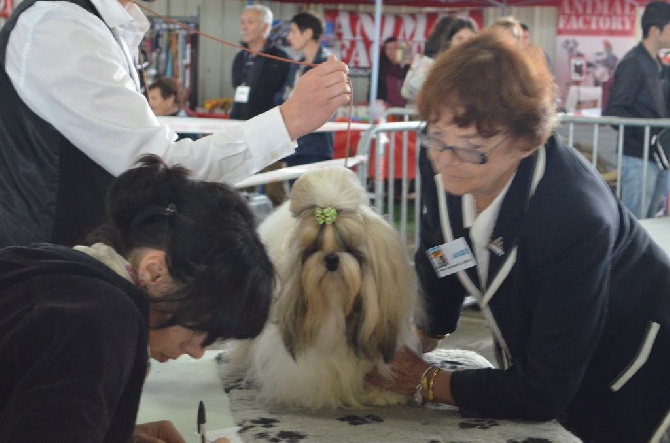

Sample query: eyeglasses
[417,126,509,165]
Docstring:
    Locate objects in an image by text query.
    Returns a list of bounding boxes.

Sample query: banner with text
[555,0,637,111]
[323,10,483,70]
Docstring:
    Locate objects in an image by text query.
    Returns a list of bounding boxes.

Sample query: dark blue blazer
[416,133,670,442]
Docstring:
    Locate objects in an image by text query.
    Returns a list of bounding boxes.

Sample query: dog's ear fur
[354,206,418,362]
[274,236,311,360]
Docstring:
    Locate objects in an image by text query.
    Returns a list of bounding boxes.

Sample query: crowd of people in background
[136,6,670,218]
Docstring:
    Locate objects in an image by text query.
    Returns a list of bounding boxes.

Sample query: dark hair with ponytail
[87,154,274,345]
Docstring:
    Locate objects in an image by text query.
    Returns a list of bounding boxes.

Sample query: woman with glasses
[367,33,670,443]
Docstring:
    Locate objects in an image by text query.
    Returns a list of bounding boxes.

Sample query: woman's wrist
[431,369,455,405]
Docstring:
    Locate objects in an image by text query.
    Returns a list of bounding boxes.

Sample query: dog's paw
[360,389,409,407]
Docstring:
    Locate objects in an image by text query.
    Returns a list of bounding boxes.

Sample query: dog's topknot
[289,167,367,218]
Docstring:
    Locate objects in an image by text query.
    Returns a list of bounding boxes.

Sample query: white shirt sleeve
[5,2,295,185]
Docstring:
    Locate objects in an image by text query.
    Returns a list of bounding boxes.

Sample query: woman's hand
[366,347,429,397]
[134,420,185,443]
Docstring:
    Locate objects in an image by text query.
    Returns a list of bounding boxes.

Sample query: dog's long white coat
[224,167,421,410]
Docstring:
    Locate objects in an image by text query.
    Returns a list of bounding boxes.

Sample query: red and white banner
[554,0,638,111]
[323,10,483,69]
[557,0,636,36]
[0,0,13,20]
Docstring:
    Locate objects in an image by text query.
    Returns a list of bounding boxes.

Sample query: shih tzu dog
[223,166,421,409]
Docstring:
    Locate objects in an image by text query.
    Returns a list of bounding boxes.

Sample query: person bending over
[0,155,275,442]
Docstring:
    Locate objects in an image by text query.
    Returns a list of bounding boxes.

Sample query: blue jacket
[281,46,333,162]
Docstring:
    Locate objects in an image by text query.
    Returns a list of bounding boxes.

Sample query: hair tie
[314,207,337,225]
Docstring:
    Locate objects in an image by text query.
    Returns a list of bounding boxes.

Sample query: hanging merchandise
[140,15,200,109]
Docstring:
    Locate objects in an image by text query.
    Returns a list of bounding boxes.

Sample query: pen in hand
[198,400,206,443]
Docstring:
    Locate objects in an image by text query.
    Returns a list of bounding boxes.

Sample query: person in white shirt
[0,0,350,247]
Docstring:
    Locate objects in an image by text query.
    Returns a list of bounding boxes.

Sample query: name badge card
[426,237,476,278]
[234,85,250,103]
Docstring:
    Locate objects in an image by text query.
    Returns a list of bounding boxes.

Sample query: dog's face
[270,167,418,363]
[294,208,366,321]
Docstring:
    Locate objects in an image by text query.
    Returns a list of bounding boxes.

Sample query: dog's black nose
[324,253,339,271]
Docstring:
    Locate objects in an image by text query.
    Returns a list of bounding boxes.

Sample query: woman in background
[147,77,199,140]
[445,18,478,48]
[375,36,410,108]
[424,16,455,58]
[147,76,187,117]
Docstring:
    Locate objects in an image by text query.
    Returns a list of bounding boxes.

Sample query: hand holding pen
[198,401,231,443]
[134,420,185,443]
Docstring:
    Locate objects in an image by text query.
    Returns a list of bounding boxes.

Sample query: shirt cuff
[243,107,296,164]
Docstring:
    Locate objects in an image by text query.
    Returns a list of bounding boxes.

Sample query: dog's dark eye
[347,248,365,265]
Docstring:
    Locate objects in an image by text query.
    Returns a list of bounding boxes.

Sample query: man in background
[604,1,670,218]
[231,4,290,206]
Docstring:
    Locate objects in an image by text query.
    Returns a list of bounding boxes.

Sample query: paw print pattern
[251,430,307,442]
[238,417,280,432]
[223,377,253,393]
[506,438,552,443]
[336,414,384,426]
[458,418,500,430]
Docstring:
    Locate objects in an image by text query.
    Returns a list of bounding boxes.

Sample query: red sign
[557,0,636,37]
[323,10,483,68]
[0,0,12,19]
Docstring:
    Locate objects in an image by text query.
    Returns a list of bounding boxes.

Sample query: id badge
[234,85,250,103]
[426,237,476,278]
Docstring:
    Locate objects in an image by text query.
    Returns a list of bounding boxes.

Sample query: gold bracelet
[413,366,433,405]
[427,367,441,403]
[417,328,449,341]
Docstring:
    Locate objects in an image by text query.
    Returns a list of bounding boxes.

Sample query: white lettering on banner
[558,15,634,33]
[324,10,483,68]
[557,0,636,36]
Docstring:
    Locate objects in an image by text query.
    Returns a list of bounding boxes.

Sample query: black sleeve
[0,277,144,442]
[603,56,642,119]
